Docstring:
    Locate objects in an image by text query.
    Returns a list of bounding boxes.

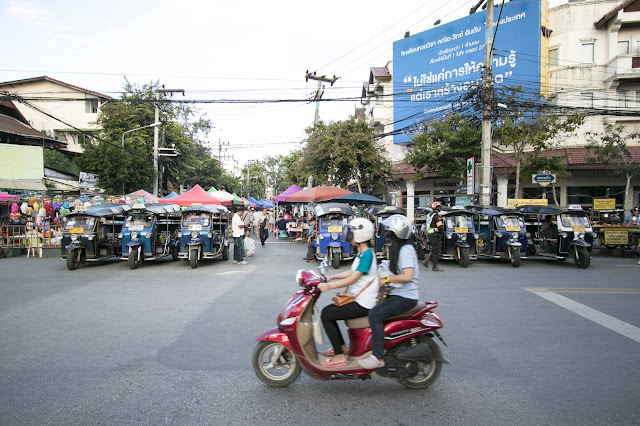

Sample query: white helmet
[343,217,374,244]
[381,214,412,240]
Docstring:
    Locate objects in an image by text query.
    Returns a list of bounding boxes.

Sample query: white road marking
[526,289,640,344]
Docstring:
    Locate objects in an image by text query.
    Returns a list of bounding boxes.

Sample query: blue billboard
[392,0,541,144]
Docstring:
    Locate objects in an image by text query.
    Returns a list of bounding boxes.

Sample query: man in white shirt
[232,207,247,265]
[252,209,262,237]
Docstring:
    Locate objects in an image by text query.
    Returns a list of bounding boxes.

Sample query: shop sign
[593,198,616,210]
[603,230,628,245]
[507,199,549,207]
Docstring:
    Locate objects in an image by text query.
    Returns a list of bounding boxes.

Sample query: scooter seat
[345,302,427,329]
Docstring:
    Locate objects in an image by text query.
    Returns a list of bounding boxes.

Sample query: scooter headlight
[280,317,296,326]
[512,232,518,239]
[191,231,198,239]
[131,232,138,240]
[331,233,338,241]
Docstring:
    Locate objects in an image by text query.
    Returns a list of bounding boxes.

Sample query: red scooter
[252,263,450,389]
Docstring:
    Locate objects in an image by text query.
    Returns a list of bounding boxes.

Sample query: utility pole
[305,71,339,126]
[154,88,184,197]
[480,0,494,206]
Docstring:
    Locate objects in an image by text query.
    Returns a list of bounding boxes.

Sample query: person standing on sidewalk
[232,207,247,265]
[423,201,444,272]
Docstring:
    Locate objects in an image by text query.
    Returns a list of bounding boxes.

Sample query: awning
[44,177,80,191]
[0,179,47,191]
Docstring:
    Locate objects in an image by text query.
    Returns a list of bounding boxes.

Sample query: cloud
[6,2,47,24]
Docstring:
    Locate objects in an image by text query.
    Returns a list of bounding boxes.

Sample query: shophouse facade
[362,0,640,221]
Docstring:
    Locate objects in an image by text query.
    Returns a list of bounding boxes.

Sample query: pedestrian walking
[423,201,444,271]
[232,207,247,265]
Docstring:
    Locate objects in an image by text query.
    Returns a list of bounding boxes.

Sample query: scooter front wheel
[252,341,301,387]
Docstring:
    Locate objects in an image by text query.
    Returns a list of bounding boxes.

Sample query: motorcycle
[252,262,450,389]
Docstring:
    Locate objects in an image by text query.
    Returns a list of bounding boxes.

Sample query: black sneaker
[432,266,443,272]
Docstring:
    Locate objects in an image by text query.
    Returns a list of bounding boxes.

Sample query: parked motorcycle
[252,262,450,389]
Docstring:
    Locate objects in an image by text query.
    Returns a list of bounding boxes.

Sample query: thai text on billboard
[392,0,541,144]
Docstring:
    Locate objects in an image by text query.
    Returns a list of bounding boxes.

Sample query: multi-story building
[0,76,110,155]
[361,0,640,215]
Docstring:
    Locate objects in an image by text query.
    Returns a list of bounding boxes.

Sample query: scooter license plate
[572,226,585,232]
[455,227,468,234]
[70,227,84,234]
[505,226,520,232]
[328,226,342,233]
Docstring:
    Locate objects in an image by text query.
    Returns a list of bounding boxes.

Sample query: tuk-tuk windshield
[320,214,347,229]
[64,216,95,230]
[495,215,525,229]
[560,214,590,229]
[125,214,153,230]
[182,212,211,228]
[445,215,474,230]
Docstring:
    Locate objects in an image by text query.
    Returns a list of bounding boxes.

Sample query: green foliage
[405,114,481,181]
[300,118,391,191]
[43,148,79,175]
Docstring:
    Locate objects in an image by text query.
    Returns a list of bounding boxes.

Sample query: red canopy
[284,186,353,203]
[0,191,19,203]
[158,184,222,206]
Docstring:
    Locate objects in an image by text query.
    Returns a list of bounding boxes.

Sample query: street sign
[593,198,616,210]
[532,173,556,186]
[466,157,474,195]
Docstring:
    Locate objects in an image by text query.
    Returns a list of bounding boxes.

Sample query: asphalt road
[1,240,639,425]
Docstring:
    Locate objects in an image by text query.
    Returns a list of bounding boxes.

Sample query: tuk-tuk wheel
[172,245,179,261]
[222,245,229,261]
[190,248,198,269]
[573,246,591,269]
[509,246,521,268]
[458,247,470,268]
[128,249,141,270]
[66,249,81,270]
[331,250,340,269]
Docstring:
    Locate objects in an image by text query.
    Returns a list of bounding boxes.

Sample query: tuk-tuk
[363,205,407,259]
[120,203,182,269]
[439,206,478,268]
[313,203,355,269]
[178,204,230,269]
[61,203,131,270]
[471,206,527,267]
[518,205,593,269]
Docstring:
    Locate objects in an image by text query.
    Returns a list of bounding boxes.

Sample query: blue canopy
[247,196,260,206]
[258,198,274,209]
[330,193,386,205]
[162,191,179,199]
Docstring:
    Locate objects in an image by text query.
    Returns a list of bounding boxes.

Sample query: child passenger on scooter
[359,214,419,370]
[317,218,379,368]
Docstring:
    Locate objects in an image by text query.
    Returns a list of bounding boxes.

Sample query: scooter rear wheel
[397,339,443,389]
[253,341,301,387]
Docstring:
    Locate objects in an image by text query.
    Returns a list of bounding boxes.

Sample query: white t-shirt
[232,213,244,237]
[349,248,379,309]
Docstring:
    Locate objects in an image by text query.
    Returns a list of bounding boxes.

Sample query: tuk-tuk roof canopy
[438,206,474,217]
[314,202,353,217]
[517,205,587,216]
[66,203,132,218]
[364,205,406,216]
[469,206,524,217]
[130,203,181,215]
[181,204,229,215]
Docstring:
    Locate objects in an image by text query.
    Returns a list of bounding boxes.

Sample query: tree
[492,86,583,198]
[586,123,640,212]
[300,118,391,192]
[405,113,482,181]
[43,148,79,176]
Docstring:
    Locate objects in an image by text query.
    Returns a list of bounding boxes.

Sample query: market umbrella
[242,197,255,208]
[207,186,217,193]
[273,184,303,203]
[258,198,274,209]
[162,191,179,199]
[125,189,159,204]
[0,191,19,202]
[247,196,260,206]
[284,186,353,203]
[330,193,386,205]
[158,184,222,206]
[208,190,235,206]
[231,193,249,207]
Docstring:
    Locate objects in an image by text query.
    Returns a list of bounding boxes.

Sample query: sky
[2,0,567,171]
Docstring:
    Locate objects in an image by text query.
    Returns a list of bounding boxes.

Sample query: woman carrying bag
[317,218,379,367]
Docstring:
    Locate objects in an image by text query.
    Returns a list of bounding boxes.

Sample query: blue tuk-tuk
[313,203,355,269]
[61,203,131,270]
[518,204,593,269]
[363,205,406,259]
[471,206,527,267]
[177,204,230,269]
[120,203,182,269]
[439,206,478,268]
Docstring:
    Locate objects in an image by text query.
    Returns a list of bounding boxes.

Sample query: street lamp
[120,122,161,195]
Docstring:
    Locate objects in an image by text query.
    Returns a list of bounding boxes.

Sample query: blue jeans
[368,296,417,360]
[233,236,244,262]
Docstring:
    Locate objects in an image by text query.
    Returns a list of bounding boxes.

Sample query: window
[618,90,630,108]
[549,48,558,67]
[85,99,98,114]
[618,40,630,55]
[581,92,593,108]
[581,42,594,63]
[636,41,640,54]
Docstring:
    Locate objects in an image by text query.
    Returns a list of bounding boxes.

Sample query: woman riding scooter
[360,214,419,369]
[318,218,379,367]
